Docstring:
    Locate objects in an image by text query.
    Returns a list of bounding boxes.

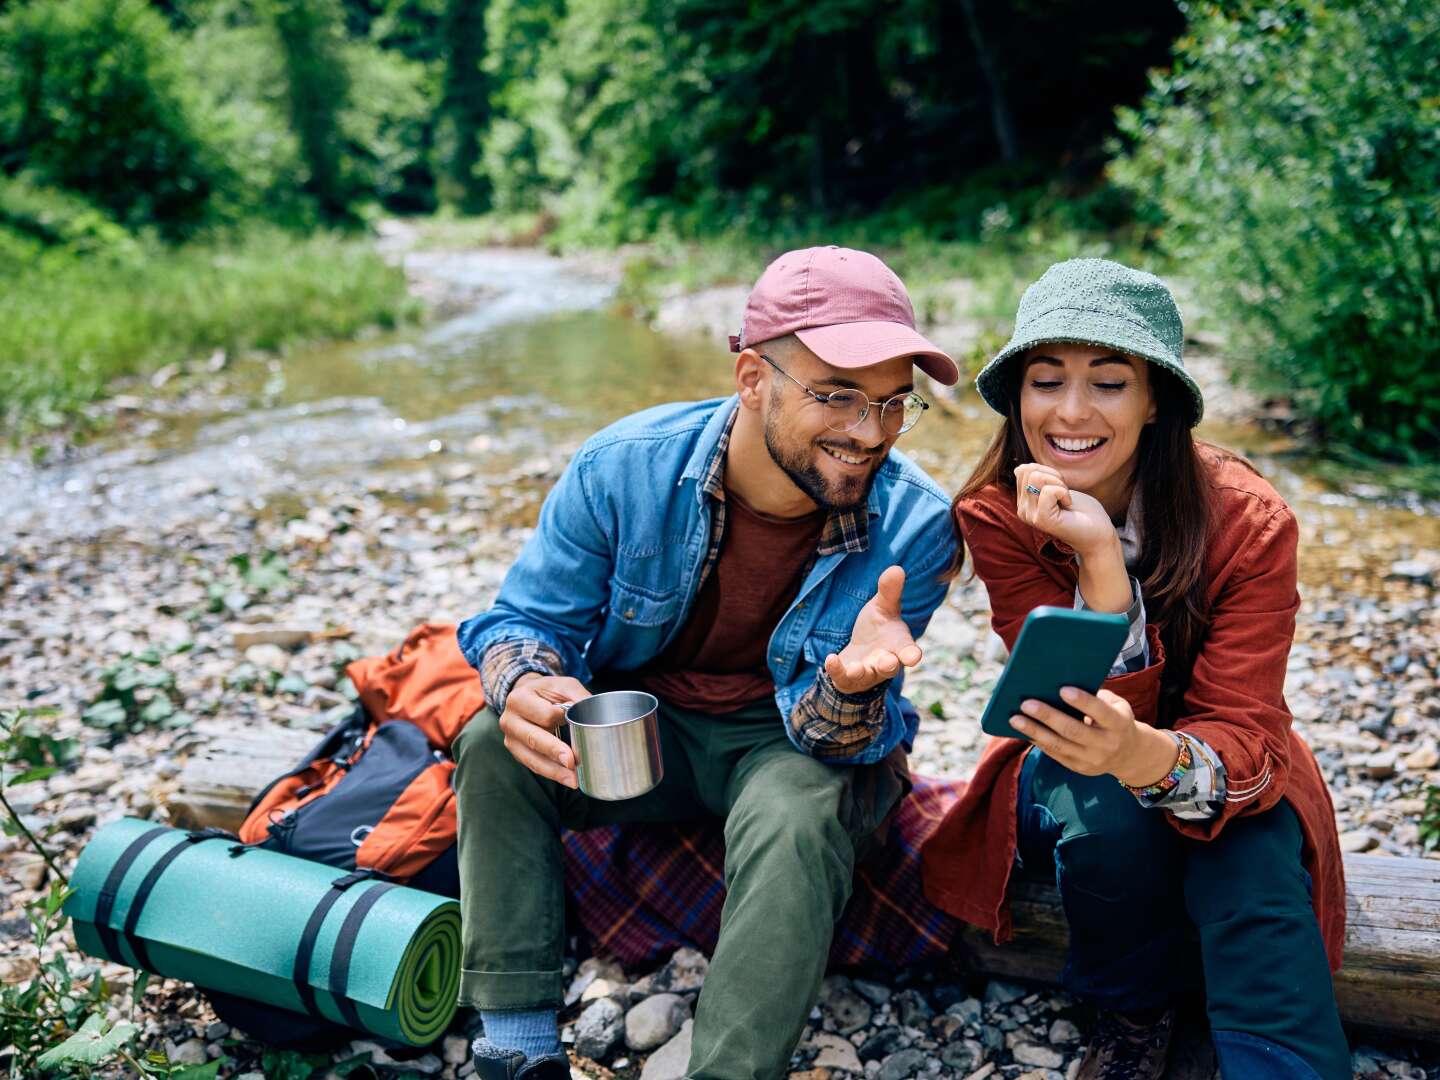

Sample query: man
[455,246,959,1079]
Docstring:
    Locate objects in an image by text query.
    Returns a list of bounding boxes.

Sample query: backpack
[237,622,483,893]
[207,624,482,1048]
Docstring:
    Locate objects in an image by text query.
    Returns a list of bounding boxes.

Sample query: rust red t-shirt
[639,488,826,713]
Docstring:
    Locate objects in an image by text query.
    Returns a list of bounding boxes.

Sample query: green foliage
[0,0,225,236]
[35,1014,140,1073]
[83,644,194,737]
[0,228,412,434]
[1,706,78,786]
[263,0,356,221]
[1422,785,1440,854]
[1112,0,1440,462]
[434,0,489,211]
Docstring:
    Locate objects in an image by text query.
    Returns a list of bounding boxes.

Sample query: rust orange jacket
[920,450,1345,971]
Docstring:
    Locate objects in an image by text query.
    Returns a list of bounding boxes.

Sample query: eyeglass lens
[823,391,923,435]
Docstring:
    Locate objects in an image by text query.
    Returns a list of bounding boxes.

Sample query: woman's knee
[1184,803,1312,925]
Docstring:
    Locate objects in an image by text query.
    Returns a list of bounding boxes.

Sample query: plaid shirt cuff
[479,638,565,715]
[789,667,889,761]
[1134,732,1226,820]
[1074,575,1150,675]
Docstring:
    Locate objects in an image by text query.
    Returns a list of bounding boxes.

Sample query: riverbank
[1,234,1438,1079]
[0,227,417,444]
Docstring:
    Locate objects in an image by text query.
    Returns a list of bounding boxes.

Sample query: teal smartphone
[978,606,1131,740]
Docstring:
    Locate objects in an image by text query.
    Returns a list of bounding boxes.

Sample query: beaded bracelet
[1120,732,1192,798]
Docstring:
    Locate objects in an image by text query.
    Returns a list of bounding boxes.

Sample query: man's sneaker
[1075,1007,1174,1080]
[470,1037,570,1080]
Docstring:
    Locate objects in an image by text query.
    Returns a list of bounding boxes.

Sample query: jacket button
[623,609,636,620]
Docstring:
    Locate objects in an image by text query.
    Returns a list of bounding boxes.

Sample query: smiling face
[760,341,913,510]
[1018,342,1157,515]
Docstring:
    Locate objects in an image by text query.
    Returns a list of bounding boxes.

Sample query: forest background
[1,0,1436,467]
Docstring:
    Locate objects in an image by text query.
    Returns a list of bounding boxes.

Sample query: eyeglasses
[759,354,930,436]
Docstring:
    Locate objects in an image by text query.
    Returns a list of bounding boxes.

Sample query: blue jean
[1015,749,1351,1080]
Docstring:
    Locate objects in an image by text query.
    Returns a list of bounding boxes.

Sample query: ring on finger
[1024,484,1043,496]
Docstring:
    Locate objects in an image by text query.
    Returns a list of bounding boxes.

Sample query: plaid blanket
[561,774,966,973]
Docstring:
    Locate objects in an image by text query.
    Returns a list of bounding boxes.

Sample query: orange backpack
[238,623,484,887]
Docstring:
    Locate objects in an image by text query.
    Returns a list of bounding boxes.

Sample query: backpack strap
[292,869,391,1023]
[327,881,399,1029]
[93,826,170,964]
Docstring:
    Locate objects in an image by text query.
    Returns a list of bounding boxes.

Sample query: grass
[0,226,416,437]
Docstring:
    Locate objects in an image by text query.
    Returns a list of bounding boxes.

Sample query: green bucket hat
[975,258,1203,427]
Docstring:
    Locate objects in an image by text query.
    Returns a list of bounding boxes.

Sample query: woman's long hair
[952,362,1222,720]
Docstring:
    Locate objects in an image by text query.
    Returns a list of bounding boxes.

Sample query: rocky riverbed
[1,237,1437,1078]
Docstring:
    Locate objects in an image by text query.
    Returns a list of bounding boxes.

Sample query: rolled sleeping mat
[65,818,460,1046]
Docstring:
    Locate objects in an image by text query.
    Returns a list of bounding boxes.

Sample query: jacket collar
[683,395,872,555]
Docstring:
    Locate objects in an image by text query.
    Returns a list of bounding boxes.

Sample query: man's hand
[823,565,923,694]
[498,673,589,788]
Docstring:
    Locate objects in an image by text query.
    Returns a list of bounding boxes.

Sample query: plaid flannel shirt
[481,410,889,758]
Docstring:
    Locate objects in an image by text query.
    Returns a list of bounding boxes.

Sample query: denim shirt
[456,396,956,764]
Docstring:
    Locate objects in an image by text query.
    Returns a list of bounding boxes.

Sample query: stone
[56,806,98,833]
[946,997,983,1025]
[166,1038,208,1066]
[349,1041,443,1074]
[1013,1044,1065,1069]
[232,625,317,650]
[930,1014,964,1040]
[963,1067,996,1080]
[892,989,934,1028]
[1388,559,1435,584]
[858,1027,905,1061]
[565,956,626,1005]
[639,1019,692,1080]
[442,1035,469,1065]
[852,978,892,1006]
[204,1022,231,1041]
[876,1048,927,1080]
[983,981,1025,1006]
[11,852,47,890]
[625,992,690,1051]
[820,977,873,1034]
[940,1040,983,1070]
[1340,829,1380,854]
[1402,740,1439,770]
[581,977,624,1003]
[574,997,625,1060]
[1363,752,1399,780]
[1048,1019,1081,1045]
[652,946,708,994]
[244,643,291,672]
[789,1071,831,1080]
[810,1032,863,1071]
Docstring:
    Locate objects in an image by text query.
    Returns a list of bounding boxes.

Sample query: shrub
[1111,0,1440,461]
[0,0,226,235]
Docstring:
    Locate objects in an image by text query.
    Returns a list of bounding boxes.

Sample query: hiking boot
[470,1038,570,1080]
[1075,1007,1174,1080]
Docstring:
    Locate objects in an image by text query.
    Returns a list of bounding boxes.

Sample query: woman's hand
[1013,463,1116,556]
[1014,464,1131,613]
[1010,686,1179,788]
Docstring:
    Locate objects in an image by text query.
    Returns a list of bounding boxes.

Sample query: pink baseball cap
[729,246,959,386]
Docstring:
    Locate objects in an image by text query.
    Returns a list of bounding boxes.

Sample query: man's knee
[725,757,855,873]
[453,708,513,788]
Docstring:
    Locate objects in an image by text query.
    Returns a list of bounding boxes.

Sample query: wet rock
[639,1019,692,1080]
[574,997,625,1060]
[625,992,690,1051]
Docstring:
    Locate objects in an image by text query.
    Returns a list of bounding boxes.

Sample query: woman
[921,259,1349,1080]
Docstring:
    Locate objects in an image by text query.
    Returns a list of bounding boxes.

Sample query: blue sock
[478,1007,562,1059]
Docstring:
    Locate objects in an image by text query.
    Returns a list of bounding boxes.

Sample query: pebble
[625,992,690,1051]
[165,1038,208,1065]
[877,1047,928,1080]
[983,980,1026,1006]
[1013,1043,1065,1069]
[809,1032,863,1071]
[639,1019,692,1080]
[574,997,625,1060]
[1341,829,1381,853]
[243,643,291,672]
[1048,1018,1081,1044]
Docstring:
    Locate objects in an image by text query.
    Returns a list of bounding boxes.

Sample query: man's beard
[763,402,878,510]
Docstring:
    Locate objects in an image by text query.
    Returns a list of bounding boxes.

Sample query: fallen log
[171,728,1440,1040]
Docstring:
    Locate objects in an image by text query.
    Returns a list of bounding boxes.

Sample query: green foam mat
[65,818,460,1045]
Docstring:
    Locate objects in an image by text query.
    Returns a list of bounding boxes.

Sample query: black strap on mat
[292,869,390,1021]
[328,882,397,1029]
[100,828,250,971]
[93,826,170,964]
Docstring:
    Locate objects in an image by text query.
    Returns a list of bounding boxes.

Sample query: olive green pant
[452,696,904,1080]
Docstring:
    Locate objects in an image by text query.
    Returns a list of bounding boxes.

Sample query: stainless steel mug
[562,691,663,801]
